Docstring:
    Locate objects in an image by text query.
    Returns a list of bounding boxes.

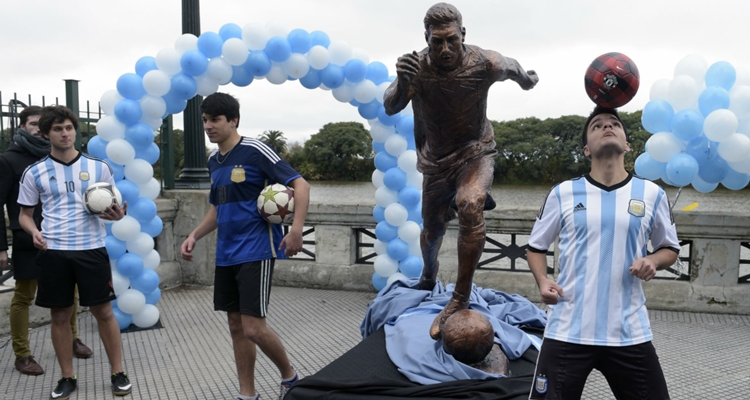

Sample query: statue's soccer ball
[584,52,640,108]
[83,182,123,214]
[257,183,295,224]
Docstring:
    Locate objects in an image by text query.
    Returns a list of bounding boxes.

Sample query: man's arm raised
[486,50,539,90]
[384,51,421,116]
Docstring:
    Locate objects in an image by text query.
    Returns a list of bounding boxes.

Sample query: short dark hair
[19,106,42,126]
[39,105,78,137]
[424,2,463,31]
[200,92,241,128]
[582,105,627,146]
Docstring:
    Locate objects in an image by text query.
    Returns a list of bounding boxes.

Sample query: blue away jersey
[208,137,301,266]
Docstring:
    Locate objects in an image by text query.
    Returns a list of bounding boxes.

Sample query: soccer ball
[83,182,123,214]
[584,52,640,108]
[257,183,295,224]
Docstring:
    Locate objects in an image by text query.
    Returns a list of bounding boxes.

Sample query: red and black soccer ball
[584,52,640,108]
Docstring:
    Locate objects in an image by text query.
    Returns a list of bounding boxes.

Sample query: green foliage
[302,122,374,181]
[258,130,287,156]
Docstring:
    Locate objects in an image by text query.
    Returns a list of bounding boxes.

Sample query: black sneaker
[50,377,77,400]
[111,372,133,396]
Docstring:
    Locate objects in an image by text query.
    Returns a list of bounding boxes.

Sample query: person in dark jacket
[0,106,93,375]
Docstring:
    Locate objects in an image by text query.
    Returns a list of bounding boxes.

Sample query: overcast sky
[4,0,750,146]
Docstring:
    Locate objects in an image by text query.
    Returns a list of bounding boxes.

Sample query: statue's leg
[419,174,453,291]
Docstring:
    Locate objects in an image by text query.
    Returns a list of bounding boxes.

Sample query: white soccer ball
[83,182,123,214]
[257,183,295,224]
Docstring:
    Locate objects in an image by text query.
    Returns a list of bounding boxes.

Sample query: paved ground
[1,286,749,399]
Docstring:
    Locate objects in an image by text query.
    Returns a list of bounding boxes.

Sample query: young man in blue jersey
[526,106,679,400]
[180,92,310,400]
[18,105,133,399]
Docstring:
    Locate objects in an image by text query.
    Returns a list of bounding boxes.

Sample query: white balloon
[195,74,219,96]
[646,132,683,163]
[373,239,388,255]
[351,47,370,64]
[728,156,750,174]
[375,186,398,207]
[353,80,377,104]
[398,150,419,173]
[142,117,163,131]
[307,45,330,70]
[738,119,750,136]
[318,83,330,90]
[718,133,750,162]
[735,66,750,88]
[138,178,161,200]
[649,78,671,101]
[156,48,182,76]
[118,289,146,314]
[265,62,287,85]
[142,70,171,97]
[111,268,130,296]
[265,21,289,38]
[206,58,233,85]
[369,121,395,142]
[126,232,155,257]
[674,54,708,86]
[143,249,161,270]
[409,240,422,256]
[175,33,199,54]
[125,159,155,185]
[139,95,167,120]
[328,40,352,66]
[106,139,136,165]
[242,23,270,51]
[332,82,355,103]
[100,90,124,115]
[385,134,408,157]
[667,75,700,111]
[283,54,310,79]
[386,272,408,287]
[132,304,160,328]
[729,85,750,119]
[96,115,126,142]
[398,221,421,243]
[374,254,398,277]
[372,169,384,188]
[704,109,739,142]
[112,216,142,242]
[222,38,249,66]
[406,171,423,188]
[384,203,408,226]
[375,81,391,104]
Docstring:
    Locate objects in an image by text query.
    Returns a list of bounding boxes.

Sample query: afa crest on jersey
[535,375,548,394]
[628,199,646,217]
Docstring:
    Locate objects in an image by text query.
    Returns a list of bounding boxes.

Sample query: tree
[303,122,374,181]
[258,130,287,156]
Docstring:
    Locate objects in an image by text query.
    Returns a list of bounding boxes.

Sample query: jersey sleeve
[17,166,39,207]
[650,189,680,253]
[256,142,301,185]
[527,188,561,253]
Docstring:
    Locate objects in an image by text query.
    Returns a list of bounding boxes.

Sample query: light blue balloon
[116,253,144,278]
[116,73,146,100]
[145,287,162,305]
[105,222,113,236]
[287,29,312,54]
[372,140,385,154]
[114,99,142,126]
[358,101,381,120]
[349,99,361,107]
[320,64,345,89]
[721,168,750,190]
[116,179,140,205]
[180,50,209,76]
[634,153,666,181]
[366,62,389,85]
[231,65,254,87]
[375,221,399,242]
[142,215,163,238]
[135,56,158,77]
[383,168,407,191]
[245,51,272,76]
[87,135,108,159]
[110,162,125,181]
[705,61,736,90]
[399,255,423,278]
[218,23,242,41]
[309,31,330,48]
[129,198,157,223]
[264,36,292,63]
[130,269,159,295]
[125,123,155,150]
[691,175,719,193]
[168,73,198,100]
[386,238,409,261]
[112,306,132,330]
[105,235,127,259]
[666,154,699,187]
[641,99,674,134]
[372,205,385,223]
[406,135,416,151]
[407,202,423,224]
[136,142,161,165]
[396,115,415,137]
[344,59,367,83]
[299,68,321,89]
[372,272,388,291]
[197,31,223,58]
[671,110,704,142]
[698,86,730,116]
[685,136,711,166]
[398,186,421,208]
[377,106,400,127]
[374,152,398,172]
[698,154,729,183]
[162,93,187,115]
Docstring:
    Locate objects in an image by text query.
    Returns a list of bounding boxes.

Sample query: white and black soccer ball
[257,183,295,224]
[83,182,123,215]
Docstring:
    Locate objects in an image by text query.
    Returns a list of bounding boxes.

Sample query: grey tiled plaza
[1,286,749,399]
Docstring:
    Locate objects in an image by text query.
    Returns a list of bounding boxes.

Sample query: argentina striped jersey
[17,152,115,251]
[528,174,679,346]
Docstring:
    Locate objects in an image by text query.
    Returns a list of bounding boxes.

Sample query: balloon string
[670,187,682,212]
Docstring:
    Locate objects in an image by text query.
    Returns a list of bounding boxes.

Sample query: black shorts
[530,338,670,400]
[11,229,41,280]
[214,259,275,317]
[35,247,116,309]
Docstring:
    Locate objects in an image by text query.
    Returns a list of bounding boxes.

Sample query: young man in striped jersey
[18,105,132,399]
[526,106,679,399]
[180,92,310,400]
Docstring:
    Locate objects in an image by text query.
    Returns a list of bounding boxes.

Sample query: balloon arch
[90,22,425,329]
